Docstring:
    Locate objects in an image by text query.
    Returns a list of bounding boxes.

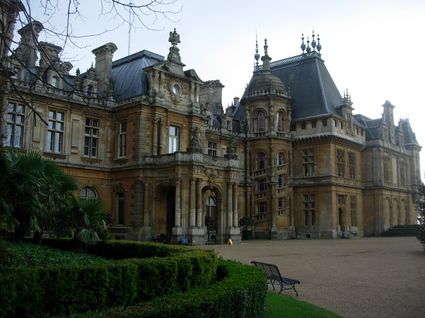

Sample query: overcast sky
[29,0,425,176]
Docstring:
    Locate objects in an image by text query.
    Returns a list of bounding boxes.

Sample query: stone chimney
[15,21,44,67]
[39,42,62,69]
[92,42,117,98]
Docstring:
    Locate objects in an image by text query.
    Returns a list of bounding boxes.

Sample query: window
[255,201,267,220]
[338,194,346,229]
[257,152,267,170]
[87,85,93,96]
[301,122,306,130]
[277,175,284,188]
[117,193,125,225]
[208,141,217,157]
[47,110,64,153]
[118,121,127,158]
[348,152,356,179]
[311,120,317,128]
[84,118,99,157]
[277,152,286,166]
[51,75,60,88]
[303,194,315,226]
[302,149,314,176]
[257,110,266,132]
[257,178,267,193]
[399,160,406,186]
[6,102,25,148]
[80,186,97,200]
[350,196,357,226]
[277,197,286,215]
[336,149,345,177]
[383,156,391,182]
[322,119,328,127]
[276,111,285,131]
[168,125,179,153]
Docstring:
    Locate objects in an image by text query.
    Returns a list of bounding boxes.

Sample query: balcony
[143,152,240,168]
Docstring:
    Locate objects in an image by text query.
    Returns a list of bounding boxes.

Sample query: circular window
[171,83,181,96]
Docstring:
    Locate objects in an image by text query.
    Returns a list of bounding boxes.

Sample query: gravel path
[196,237,425,318]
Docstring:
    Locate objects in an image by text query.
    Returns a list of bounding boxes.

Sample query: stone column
[175,178,181,227]
[190,178,196,227]
[196,178,202,227]
[152,118,158,155]
[227,182,233,228]
[233,183,239,227]
[143,182,150,226]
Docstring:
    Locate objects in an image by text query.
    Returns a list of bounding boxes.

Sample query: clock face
[171,83,181,95]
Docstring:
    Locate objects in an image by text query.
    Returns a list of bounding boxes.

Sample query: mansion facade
[0,18,421,243]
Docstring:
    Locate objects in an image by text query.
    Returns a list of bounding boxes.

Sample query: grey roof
[270,53,343,120]
[111,50,164,102]
[400,119,420,146]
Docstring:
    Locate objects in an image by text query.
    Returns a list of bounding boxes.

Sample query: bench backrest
[251,261,282,281]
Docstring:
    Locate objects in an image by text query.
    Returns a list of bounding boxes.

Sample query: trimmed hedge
[70,259,268,318]
[0,242,217,318]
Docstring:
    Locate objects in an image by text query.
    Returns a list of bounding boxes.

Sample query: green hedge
[70,260,268,318]
[0,242,217,318]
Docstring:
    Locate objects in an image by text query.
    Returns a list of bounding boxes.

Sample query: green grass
[1,241,105,267]
[266,293,343,318]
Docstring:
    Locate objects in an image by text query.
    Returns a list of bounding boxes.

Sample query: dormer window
[87,84,93,96]
[51,75,60,88]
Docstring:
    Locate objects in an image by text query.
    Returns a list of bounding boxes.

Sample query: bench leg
[292,284,299,297]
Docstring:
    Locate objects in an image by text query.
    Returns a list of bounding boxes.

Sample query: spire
[317,34,322,52]
[261,38,271,71]
[306,36,311,53]
[254,35,260,71]
[311,30,317,50]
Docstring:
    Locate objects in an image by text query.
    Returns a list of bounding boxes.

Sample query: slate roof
[111,50,164,102]
[270,52,343,121]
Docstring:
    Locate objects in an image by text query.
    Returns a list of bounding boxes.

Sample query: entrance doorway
[205,194,217,243]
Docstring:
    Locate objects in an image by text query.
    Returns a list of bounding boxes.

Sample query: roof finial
[306,36,311,54]
[254,34,260,71]
[301,33,306,53]
[317,34,322,53]
[261,38,271,71]
[311,30,317,50]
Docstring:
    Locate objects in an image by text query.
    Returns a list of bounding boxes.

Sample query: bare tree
[0,0,181,147]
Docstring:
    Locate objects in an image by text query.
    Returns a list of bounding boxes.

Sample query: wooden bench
[251,261,300,296]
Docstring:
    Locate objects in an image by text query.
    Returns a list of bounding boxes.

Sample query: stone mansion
[1,18,421,243]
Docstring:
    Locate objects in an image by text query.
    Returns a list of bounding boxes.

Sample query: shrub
[417,182,425,250]
[70,260,268,318]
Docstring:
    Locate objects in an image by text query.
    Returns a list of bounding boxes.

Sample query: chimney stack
[92,42,117,98]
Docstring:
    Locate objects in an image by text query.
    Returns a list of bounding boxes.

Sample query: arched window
[87,84,93,96]
[276,111,285,131]
[257,152,267,170]
[257,110,266,132]
[79,186,97,200]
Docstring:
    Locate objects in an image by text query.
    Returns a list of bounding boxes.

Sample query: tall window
[47,110,64,153]
[277,197,286,215]
[117,193,125,225]
[257,110,266,132]
[303,194,315,226]
[256,201,267,220]
[276,111,285,131]
[118,121,127,158]
[80,187,97,200]
[168,125,179,153]
[302,149,314,176]
[399,160,406,186]
[6,102,25,148]
[257,178,267,193]
[383,156,391,182]
[350,195,357,226]
[257,152,267,170]
[348,152,356,179]
[277,175,284,188]
[84,118,99,157]
[277,152,286,166]
[208,141,217,157]
[336,149,345,177]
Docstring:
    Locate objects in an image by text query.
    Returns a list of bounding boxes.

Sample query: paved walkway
[196,237,425,318]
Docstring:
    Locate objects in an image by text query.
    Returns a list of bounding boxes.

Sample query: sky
[27,0,425,176]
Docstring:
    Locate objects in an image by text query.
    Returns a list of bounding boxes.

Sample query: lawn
[266,292,343,318]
